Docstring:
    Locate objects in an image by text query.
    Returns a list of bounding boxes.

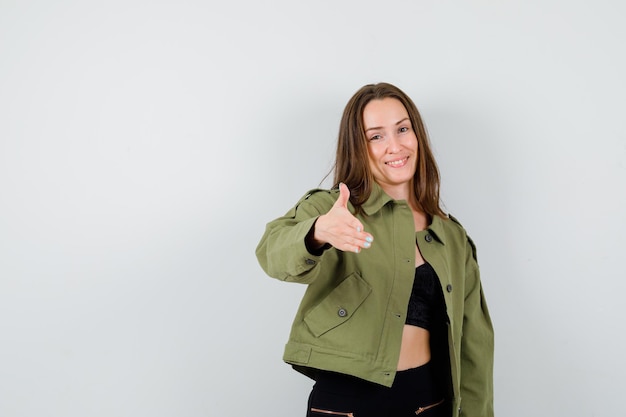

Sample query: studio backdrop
[1,1,625,416]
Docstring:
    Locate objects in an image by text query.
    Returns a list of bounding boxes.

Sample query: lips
[385,157,409,167]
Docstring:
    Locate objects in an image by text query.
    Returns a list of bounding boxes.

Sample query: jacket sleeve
[255,190,337,285]
[459,234,495,417]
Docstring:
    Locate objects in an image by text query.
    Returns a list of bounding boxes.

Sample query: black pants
[307,362,446,417]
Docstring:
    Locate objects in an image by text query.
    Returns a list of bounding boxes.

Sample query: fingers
[355,229,374,253]
[334,182,351,209]
[336,185,372,253]
[314,215,374,254]
[338,226,374,254]
[333,183,364,235]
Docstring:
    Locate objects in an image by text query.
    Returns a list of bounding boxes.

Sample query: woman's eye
[399,126,409,133]
[370,134,382,141]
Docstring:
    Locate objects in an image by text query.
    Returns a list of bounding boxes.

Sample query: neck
[378,181,414,203]
[378,181,423,215]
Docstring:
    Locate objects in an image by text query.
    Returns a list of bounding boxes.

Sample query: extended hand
[311,183,374,253]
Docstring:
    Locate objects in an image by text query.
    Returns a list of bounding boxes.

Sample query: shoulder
[443,214,478,261]
[447,214,466,232]
[290,188,338,214]
[436,213,466,235]
[299,188,337,204]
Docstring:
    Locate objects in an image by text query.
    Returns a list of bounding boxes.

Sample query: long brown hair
[332,82,445,217]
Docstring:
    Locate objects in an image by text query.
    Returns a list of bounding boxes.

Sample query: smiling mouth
[385,157,409,167]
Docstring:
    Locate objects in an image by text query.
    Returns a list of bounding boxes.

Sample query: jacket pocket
[304,272,372,337]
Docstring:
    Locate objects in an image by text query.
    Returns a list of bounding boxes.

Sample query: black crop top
[405,262,445,331]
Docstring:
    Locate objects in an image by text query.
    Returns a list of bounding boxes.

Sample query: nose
[387,133,401,153]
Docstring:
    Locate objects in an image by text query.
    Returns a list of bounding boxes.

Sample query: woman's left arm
[459,236,495,417]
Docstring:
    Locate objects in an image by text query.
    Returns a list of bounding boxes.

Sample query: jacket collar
[361,182,447,245]
[361,182,395,216]
[426,214,447,245]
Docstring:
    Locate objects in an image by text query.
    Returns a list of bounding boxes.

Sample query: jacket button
[337,308,348,317]
[305,259,316,265]
[425,234,433,242]
[446,284,453,292]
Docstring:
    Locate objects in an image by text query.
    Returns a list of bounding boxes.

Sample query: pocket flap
[304,273,372,337]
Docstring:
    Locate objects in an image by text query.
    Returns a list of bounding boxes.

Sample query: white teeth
[386,158,407,166]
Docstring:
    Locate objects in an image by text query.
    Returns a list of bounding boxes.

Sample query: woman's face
[362,98,418,197]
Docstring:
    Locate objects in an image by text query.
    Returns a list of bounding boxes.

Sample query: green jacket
[256,184,494,417]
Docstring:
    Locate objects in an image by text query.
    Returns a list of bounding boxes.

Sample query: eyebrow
[364,117,410,133]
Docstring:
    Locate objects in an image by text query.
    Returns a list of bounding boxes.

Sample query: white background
[1,1,625,416]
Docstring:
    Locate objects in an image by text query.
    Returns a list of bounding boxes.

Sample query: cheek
[366,154,377,172]
[366,146,381,169]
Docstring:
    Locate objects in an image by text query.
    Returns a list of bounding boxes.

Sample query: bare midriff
[397,324,431,370]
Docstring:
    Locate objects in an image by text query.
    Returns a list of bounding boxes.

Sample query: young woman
[256,83,494,417]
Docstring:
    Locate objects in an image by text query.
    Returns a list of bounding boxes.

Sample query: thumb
[335,182,351,209]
